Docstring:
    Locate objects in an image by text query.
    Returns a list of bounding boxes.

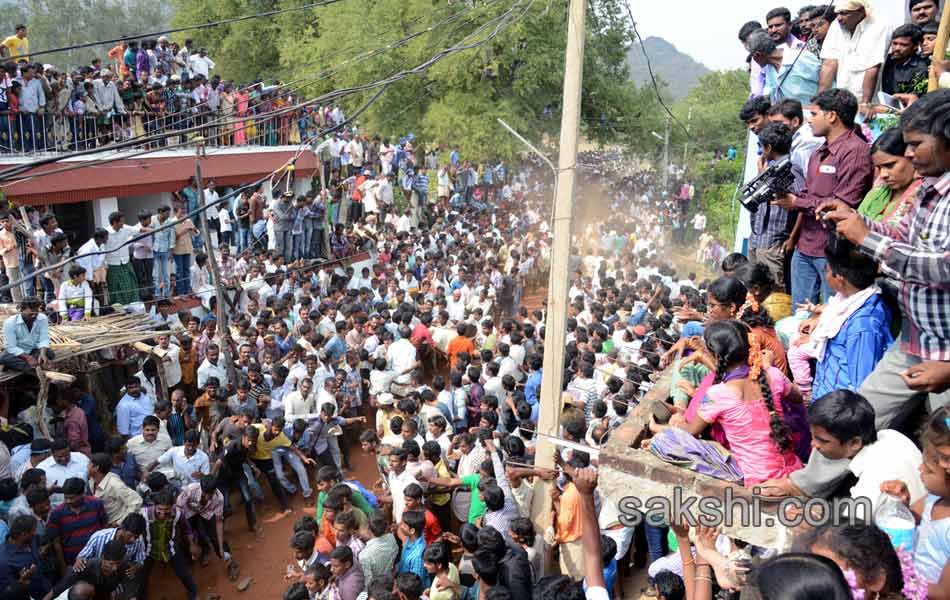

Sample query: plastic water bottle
[874,493,916,551]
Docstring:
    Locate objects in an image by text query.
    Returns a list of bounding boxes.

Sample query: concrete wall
[92,197,118,229]
[117,192,175,219]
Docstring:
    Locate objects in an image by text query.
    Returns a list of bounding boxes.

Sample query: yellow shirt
[248,423,291,460]
[95,472,143,525]
[2,35,27,59]
[429,459,451,507]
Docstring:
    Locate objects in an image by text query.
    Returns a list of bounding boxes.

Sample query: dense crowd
[0,1,947,600]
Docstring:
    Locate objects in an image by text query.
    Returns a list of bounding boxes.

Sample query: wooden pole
[194,146,226,328]
[929,0,950,91]
[530,0,586,536]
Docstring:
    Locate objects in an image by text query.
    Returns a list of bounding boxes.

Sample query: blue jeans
[153,251,171,298]
[20,262,35,298]
[292,233,305,261]
[274,230,293,262]
[174,253,191,295]
[790,250,831,308]
[272,447,312,497]
[237,227,250,253]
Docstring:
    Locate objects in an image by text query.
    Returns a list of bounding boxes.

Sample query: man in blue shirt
[809,237,893,400]
[116,378,155,437]
[398,510,429,586]
[0,297,52,372]
[0,515,51,598]
[524,355,543,422]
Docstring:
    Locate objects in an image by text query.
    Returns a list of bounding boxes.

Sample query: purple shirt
[793,129,873,256]
[136,50,150,75]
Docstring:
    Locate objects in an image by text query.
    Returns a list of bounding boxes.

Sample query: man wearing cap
[818,0,891,117]
[271,191,295,263]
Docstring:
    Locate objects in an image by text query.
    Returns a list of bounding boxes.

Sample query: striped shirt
[77,527,147,563]
[47,497,108,563]
[860,171,950,360]
[175,482,224,521]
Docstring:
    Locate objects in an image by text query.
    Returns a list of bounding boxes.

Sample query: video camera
[739,155,794,212]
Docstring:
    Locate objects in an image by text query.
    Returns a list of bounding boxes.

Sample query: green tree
[166,0,642,161]
[11,0,171,68]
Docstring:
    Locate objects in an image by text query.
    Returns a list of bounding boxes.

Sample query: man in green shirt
[419,453,494,524]
[313,466,372,522]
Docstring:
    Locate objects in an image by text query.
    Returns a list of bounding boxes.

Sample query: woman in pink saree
[233,88,249,145]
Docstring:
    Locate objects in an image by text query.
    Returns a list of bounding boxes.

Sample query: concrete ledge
[599,367,791,549]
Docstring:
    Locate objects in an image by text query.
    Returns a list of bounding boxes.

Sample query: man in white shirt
[74,229,109,291]
[445,289,466,323]
[384,449,417,524]
[284,378,316,421]
[197,344,230,392]
[188,49,215,79]
[155,333,182,389]
[818,1,890,112]
[127,416,174,481]
[36,440,90,506]
[386,326,418,392]
[103,211,142,306]
[151,431,210,485]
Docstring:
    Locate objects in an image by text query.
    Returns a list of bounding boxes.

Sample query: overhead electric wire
[0,83,389,295]
[621,4,690,138]
[0,0,517,184]
[94,0,501,148]
[0,0,534,292]
[22,0,347,61]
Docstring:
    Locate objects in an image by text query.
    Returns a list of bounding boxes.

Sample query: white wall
[92,197,118,229]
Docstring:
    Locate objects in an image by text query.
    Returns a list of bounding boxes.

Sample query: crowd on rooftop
[0,1,946,599]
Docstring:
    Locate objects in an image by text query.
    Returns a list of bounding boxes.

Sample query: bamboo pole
[929,0,950,91]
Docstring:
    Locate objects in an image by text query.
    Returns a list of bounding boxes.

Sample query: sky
[626,0,909,71]
[626,0,787,71]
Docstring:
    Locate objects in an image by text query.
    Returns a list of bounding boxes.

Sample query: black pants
[219,475,257,529]
[132,257,154,300]
[0,348,54,372]
[143,552,197,600]
[250,457,290,511]
[189,514,229,557]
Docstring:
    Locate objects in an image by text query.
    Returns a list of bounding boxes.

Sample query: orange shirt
[555,482,583,543]
[446,335,475,369]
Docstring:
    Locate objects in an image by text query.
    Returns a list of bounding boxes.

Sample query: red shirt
[423,509,442,544]
[411,323,434,349]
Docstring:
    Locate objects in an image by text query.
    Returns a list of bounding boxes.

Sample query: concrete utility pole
[662,116,671,194]
[682,106,693,167]
[194,144,226,328]
[530,0,586,532]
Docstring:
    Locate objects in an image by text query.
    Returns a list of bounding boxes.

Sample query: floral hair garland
[843,546,928,600]
[740,293,763,380]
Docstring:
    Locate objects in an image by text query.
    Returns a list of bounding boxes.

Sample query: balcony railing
[0,109,311,156]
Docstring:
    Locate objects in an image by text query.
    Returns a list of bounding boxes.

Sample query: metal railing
[0,109,322,156]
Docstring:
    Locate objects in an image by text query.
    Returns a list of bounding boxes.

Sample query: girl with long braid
[660,320,803,486]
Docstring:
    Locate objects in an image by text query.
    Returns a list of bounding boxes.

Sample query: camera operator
[747,122,796,290]
[820,89,950,429]
[772,88,873,307]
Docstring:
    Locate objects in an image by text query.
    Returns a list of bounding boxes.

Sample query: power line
[621,4,689,138]
[0,0,535,291]
[0,0,525,184]
[22,0,347,61]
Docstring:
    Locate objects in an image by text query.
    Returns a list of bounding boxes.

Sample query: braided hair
[704,320,793,454]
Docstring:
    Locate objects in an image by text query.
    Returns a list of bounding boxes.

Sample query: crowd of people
[0,1,946,600]
[0,27,353,154]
